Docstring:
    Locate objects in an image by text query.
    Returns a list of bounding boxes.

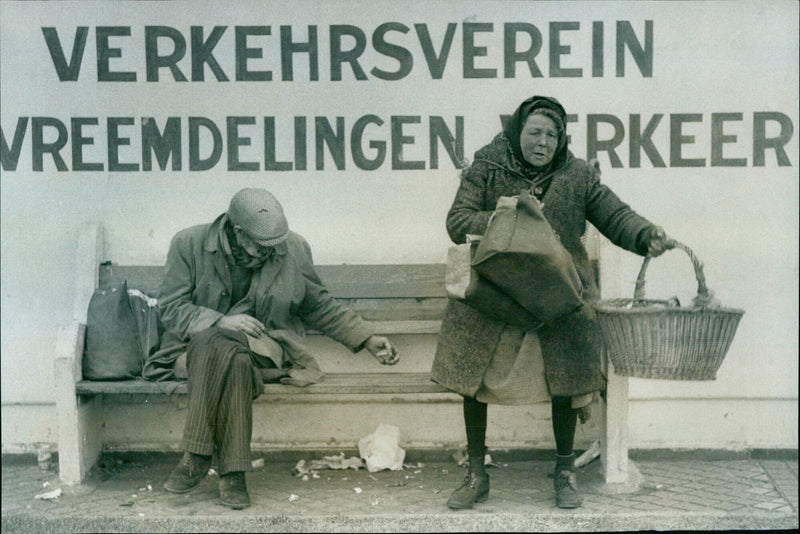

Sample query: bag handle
[633,240,712,305]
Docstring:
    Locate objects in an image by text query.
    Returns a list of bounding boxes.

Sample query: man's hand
[647,227,673,257]
[216,314,266,337]
[363,335,400,366]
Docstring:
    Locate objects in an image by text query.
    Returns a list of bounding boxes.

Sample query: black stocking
[462,396,488,457]
[551,395,577,456]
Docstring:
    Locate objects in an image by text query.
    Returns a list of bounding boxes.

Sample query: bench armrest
[55,322,86,385]
[55,321,103,485]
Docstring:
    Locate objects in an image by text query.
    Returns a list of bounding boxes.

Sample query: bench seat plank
[76,372,449,396]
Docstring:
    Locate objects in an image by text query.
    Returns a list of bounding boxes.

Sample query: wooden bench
[55,223,635,488]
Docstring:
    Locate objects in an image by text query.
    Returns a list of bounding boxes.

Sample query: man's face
[233,226,271,259]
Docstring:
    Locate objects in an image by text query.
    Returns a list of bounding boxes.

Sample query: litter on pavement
[574,440,601,468]
[358,424,405,472]
[34,488,61,500]
[292,453,364,478]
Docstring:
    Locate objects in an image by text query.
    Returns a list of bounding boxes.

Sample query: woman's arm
[446,162,495,244]
[584,170,658,256]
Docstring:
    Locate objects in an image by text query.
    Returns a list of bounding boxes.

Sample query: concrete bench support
[602,361,635,484]
[56,223,104,484]
[55,323,102,485]
[596,236,637,491]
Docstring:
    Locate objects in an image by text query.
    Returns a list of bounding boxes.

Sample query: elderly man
[147,188,398,509]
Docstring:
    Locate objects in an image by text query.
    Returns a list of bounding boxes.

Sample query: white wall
[1,0,797,451]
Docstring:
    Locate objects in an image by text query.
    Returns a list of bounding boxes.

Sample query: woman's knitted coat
[431,125,658,398]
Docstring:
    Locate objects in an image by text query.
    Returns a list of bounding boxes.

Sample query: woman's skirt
[474,327,550,405]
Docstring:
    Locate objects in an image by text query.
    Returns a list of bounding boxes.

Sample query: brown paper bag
[472,191,583,324]
[445,237,541,330]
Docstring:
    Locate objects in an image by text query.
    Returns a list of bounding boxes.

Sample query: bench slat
[102,264,447,299]
[76,372,449,396]
[317,264,447,298]
[367,320,441,335]
[329,298,447,322]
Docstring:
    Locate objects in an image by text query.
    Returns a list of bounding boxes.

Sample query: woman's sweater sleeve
[446,163,495,244]
[585,172,657,256]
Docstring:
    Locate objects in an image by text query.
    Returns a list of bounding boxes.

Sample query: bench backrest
[99,263,449,322]
[97,226,601,325]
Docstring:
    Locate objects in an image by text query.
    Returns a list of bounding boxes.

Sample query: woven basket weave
[594,241,744,380]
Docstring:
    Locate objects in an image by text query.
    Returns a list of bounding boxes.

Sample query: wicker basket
[594,241,744,380]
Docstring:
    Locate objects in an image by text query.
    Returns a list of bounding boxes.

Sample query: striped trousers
[180,327,266,475]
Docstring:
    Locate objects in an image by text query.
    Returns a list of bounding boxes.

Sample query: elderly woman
[432,96,670,509]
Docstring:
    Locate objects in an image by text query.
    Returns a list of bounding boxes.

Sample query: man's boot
[447,449,490,509]
[219,471,250,510]
[554,452,583,508]
[164,452,212,493]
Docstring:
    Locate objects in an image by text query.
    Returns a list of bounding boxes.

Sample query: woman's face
[520,113,559,168]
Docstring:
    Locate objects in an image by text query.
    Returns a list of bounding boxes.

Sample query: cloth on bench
[170,328,325,387]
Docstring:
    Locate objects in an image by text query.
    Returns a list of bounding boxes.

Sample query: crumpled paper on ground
[358,424,406,472]
[292,452,364,478]
[574,440,601,468]
[34,488,62,500]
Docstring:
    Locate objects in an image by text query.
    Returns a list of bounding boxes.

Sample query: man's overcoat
[143,214,373,381]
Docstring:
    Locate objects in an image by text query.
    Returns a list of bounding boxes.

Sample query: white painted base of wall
[0,404,58,454]
[628,398,799,450]
[2,397,796,455]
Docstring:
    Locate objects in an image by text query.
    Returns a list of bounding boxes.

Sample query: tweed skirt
[474,327,550,405]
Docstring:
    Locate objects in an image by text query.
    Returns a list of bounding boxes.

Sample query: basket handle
[633,239,711,304]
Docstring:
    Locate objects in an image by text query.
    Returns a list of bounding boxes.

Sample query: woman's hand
[216,314,267,337]
[647,227,673,257]
[363,335,400,366]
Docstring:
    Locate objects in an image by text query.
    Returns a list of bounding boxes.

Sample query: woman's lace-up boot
[554,452,583,508]
[447,449,490,509]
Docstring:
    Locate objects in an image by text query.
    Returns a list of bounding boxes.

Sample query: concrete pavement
[2,450,797,533]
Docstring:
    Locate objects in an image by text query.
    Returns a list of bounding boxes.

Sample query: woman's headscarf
[503,95,569,173]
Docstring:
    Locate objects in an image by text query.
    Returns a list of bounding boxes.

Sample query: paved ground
[2,451,797,533]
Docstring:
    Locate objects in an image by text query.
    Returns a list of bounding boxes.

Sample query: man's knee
[187,327,249,365]
[190,326,246,348]
[228,351,253,375]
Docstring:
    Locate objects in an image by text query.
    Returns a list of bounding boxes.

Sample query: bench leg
[55,323,103,484]
[600,360,642,492]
